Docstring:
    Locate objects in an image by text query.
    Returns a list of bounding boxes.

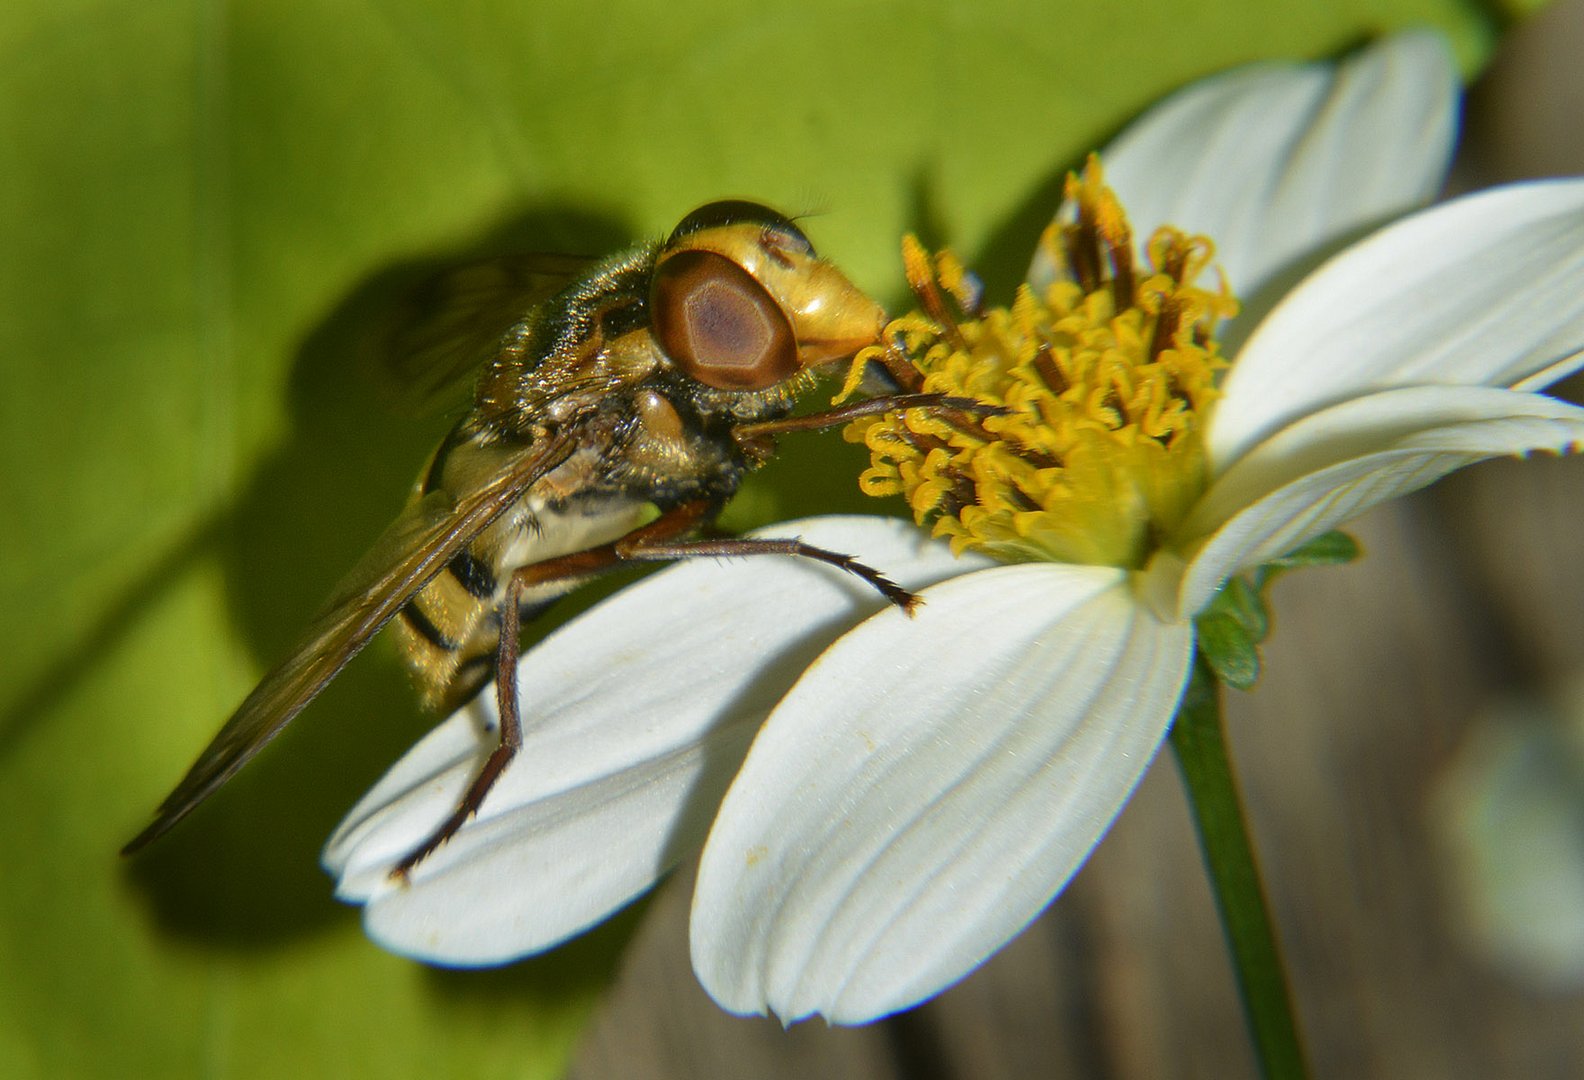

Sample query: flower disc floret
[847,159,1237,568]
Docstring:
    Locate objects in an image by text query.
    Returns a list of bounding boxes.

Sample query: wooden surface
[566,8,1584,1078]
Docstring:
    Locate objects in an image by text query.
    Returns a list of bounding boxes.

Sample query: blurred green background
[0,1,1497,1076]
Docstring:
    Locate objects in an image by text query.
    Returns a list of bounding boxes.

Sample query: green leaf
[0,2,1494,1076]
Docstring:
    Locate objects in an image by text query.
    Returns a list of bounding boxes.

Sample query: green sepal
[1219,575,1270,641]
[1197,531,1359,691]
[1195,578,1267,690]
[1252,530,1362,590]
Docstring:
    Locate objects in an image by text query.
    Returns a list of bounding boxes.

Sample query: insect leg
[391,573,528,881]
[502,501,916,613]
[731,392,1001,446]
[386,505,717,878]
[614,532,920,614]
[387,499,920,878]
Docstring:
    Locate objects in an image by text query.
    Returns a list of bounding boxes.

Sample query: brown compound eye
[650,249,798,391]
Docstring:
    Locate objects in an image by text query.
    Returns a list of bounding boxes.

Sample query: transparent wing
[122,431,578,853]
[369,253,597,417]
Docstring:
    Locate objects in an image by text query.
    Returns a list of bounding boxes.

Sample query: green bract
[1196,531,1361,689]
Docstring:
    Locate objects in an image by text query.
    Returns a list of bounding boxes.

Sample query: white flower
[324,31,1584,1025]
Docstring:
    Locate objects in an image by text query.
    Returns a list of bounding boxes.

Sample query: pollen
[843,158,1237,569]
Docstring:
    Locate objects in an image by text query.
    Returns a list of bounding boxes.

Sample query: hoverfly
[123,200,951,876]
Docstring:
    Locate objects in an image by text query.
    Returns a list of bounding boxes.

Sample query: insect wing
[371,253,597,417]
[122,431,578,853]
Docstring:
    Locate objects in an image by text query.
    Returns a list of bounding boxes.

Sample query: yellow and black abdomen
[392,542,504,712]
[392,462,652,712]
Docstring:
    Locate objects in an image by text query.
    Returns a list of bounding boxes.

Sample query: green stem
[1169,657,1309,1080]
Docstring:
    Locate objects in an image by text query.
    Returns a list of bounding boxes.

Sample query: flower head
[849,160,1232,569]
[323,30,1584,1026]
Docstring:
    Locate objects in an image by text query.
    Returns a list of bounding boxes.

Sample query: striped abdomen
[392,489,650,713]
[392,544,504,712]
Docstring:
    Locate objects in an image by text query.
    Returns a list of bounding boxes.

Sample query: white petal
[324,515,990,966]
[1209,179,1584,470]
[1031,31,1456,300]
[690,564,1194,1024]
[1175,386,1584,618]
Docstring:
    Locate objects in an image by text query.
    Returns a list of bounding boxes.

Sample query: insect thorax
[395,264,809,712]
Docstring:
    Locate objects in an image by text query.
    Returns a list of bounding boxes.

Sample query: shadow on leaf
[117,203,637,953]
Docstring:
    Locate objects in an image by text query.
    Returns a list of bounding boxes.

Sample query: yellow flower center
[841,158,1237,569]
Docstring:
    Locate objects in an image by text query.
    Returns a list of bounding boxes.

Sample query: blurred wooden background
[566,5,1584,1077]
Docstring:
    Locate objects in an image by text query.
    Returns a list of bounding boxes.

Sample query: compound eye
[651,250,798,391]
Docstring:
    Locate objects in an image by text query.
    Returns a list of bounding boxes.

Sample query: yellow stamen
[844,157,1238,569]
